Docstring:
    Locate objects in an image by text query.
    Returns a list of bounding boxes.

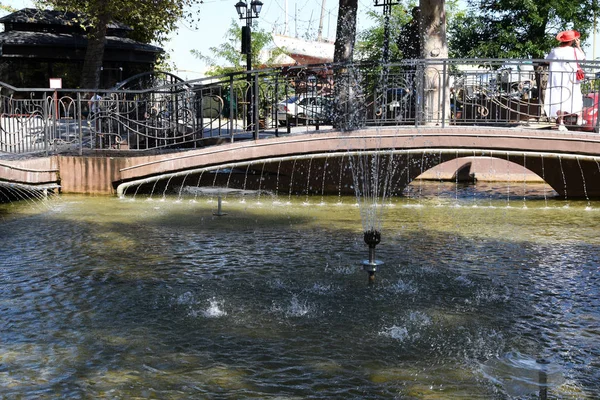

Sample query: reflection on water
[0,182,599,399]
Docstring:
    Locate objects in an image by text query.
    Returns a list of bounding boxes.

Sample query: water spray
[362,229,383,283]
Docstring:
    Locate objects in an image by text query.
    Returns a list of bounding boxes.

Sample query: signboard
[49,78,62,89]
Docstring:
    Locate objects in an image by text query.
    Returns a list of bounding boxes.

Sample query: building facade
[0,8,163,90]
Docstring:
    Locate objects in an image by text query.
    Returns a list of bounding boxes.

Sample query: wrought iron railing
[1,58,600,156]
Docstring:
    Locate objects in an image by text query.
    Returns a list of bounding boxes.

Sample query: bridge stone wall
[56,155,129,194]
[0,157,59,185]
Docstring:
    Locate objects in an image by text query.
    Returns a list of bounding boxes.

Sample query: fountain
[3,67,600,396]
[2,81,600,397]
[0,181,58,204]
[1,164,600,398]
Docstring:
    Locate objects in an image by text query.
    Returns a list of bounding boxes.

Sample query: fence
[1,58,599,156]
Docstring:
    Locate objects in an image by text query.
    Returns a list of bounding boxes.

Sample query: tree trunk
[333,0,358,63]
[420,0,449,125]
[332,0,361,130]
[80,10,111,89]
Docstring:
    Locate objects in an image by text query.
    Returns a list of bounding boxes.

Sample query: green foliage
[154,52,177,73]
[356,0,462,62]
[0,3,16,13]
[191,20,282,76]
[355,7,410,62]
[190,20,288,122]
[448,0,600,59]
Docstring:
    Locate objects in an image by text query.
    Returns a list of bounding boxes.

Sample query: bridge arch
[115,127,600,199]
[116,150,599,200]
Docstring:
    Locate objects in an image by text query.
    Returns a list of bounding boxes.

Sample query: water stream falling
[576,157,591,209]
[541,154,548,208]
[505,152,512,208]
[522,153,528,209]
[304,156,314,204]
[558,155,568,204]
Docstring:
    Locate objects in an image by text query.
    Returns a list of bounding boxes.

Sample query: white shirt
[544,45,585,117]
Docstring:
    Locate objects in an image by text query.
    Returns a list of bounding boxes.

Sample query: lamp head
[251,0,263,16]
[235,1,247,18]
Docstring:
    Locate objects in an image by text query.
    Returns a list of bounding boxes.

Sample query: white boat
[272,34,334,65]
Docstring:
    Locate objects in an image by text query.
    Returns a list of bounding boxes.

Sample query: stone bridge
[2,126,600,199]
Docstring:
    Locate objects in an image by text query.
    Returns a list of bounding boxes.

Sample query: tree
[420,0,449,125]
[0,3,16,13]
[355,7,411,63]
[448,0,600,59]
[191,20,281,76]
[356,2,460,63]
[37,0,200,88]
[353,0,451,124]
[333,0,359,64]
[191,21,285,124]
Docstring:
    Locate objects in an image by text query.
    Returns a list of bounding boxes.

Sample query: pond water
[0,182,599,399]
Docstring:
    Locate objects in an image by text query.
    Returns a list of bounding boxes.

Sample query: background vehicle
[563,92,599,132]
[275,95,333,126]
[580,92,599,132]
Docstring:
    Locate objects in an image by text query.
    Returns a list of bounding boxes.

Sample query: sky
[2,0,599,81]
[163,0,360,80]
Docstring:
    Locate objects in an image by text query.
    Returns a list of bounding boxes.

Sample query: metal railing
[2,58,600,156]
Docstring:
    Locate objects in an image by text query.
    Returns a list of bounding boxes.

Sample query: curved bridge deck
[112,126,600,199]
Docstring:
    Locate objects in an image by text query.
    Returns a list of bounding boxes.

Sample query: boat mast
[317,0,326,41]
[284,0,288,35]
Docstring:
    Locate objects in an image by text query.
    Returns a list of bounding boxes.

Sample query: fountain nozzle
[213,195,227,217]
[362,229,383,283]
[363,229,381,248]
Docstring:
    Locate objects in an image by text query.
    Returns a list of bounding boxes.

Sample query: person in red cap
[543,30,586,131]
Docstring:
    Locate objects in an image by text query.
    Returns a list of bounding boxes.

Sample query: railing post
[415,64,422,128]
[53,92,59,154]
[115,93,122,149]
[43,91,49,156]
[229,75,234,143]
[274,78,279,137]
[77,92,83,155]
[285,80,291,134]
[441,60,447,128]
[253,73,259,140]
[199,90,204,142]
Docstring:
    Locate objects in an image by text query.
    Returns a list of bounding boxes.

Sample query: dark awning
[0,30,162,62]
[0,8,132,33]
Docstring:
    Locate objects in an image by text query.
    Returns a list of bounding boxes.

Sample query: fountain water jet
[349,149,401,282]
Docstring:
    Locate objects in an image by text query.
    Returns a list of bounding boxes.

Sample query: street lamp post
[235,0,263,135]
[373,0,398,65]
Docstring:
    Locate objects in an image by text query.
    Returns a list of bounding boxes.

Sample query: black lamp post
[235,0,263,133]
[373,0,398,65]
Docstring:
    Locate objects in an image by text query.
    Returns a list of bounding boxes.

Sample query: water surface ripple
[0,185,598,399]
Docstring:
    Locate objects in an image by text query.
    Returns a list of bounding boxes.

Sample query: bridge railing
[2,58,600,156]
